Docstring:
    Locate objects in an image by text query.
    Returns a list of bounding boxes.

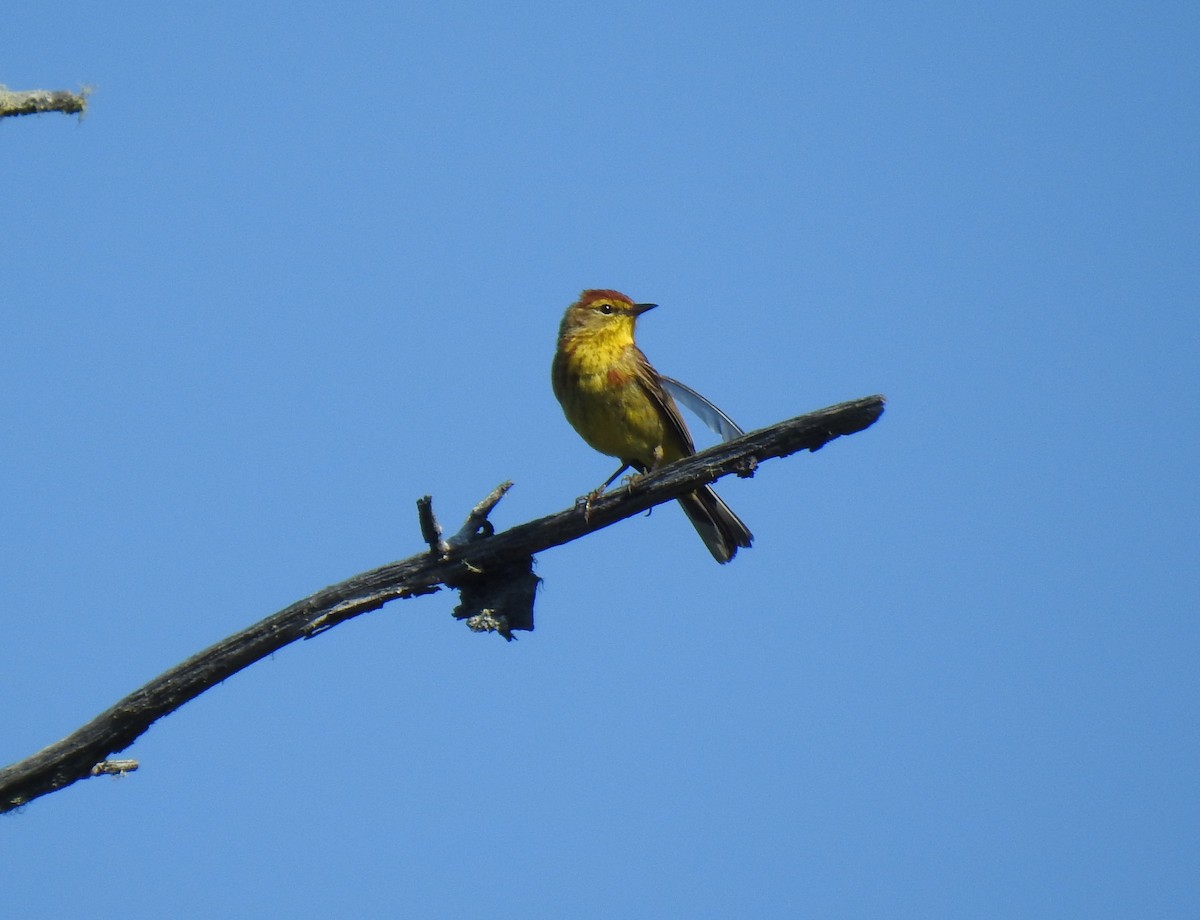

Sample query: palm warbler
[552,289,753,563]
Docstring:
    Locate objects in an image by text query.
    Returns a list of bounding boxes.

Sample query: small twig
[0,85,90,119]
[90,760,138,777]
[449,480,512,547]
[417,496,449,555]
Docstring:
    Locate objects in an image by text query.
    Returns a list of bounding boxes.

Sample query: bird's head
[559,289,657,339]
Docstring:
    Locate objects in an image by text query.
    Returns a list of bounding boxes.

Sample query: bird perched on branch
[551,289,753,563]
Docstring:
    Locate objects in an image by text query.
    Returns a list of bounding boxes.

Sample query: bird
[551,288,753,563]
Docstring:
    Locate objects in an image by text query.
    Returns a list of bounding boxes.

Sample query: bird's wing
[660,375,745,442]
[631,349,698,460]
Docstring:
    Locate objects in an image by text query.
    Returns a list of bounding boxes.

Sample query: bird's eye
[598,303,614,314]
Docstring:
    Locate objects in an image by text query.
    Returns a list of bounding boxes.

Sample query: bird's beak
[632,302,658,316]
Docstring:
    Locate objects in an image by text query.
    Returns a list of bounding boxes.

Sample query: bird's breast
[552,339,665,465]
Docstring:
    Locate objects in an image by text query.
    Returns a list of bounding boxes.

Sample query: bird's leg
[640,447,666,516]
[601,463,632,491]
[577,463,631,521]
[573,465,643,522]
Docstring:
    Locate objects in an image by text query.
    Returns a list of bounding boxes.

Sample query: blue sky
[3,2,1197,917]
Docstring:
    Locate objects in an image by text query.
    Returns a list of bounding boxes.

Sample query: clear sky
[3,2,1197,917]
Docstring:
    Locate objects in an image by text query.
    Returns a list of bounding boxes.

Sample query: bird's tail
[677,485,753,564]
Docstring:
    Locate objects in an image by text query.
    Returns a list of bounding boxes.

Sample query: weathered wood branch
[0,86,89,119]
[0,395,884,813]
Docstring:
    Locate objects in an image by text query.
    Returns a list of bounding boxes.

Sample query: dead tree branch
[0,85,89,119]
[0,395,884,813]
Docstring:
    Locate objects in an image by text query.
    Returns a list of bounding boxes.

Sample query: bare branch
[0,85,90,119]
[0,395,884,813]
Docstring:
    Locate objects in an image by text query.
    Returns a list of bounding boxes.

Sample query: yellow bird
[552,289,753,563]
